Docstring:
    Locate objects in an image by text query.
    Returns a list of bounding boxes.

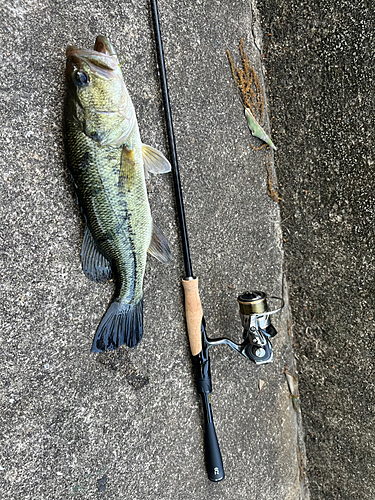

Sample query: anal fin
[148,222,173,266]
[81,226,113,283]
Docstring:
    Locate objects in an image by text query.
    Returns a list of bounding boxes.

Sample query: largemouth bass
[64,36,172,352]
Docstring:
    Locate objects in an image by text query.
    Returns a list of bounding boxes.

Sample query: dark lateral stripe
[112,198,138,303]
[90,185,138,303]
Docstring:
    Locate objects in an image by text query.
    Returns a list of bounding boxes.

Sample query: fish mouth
[66,36,119,79]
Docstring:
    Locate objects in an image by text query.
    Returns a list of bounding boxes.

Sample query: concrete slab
[259,1,375,498]
[0,1,306,499]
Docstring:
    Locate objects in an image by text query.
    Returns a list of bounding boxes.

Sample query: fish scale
[66,126,148,304]
[63,36,172,352]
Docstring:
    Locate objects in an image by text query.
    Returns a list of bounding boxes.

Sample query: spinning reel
[204,291,284,365]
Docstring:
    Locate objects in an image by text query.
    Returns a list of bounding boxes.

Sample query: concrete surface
[258,1,375,499]
[0,1,305,499]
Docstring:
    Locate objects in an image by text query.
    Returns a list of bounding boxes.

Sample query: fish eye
[74,70,90,87]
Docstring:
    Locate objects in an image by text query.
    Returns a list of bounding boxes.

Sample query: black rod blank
[150,0,193,279]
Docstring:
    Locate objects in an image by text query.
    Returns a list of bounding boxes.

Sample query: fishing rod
[150,0,224,481]
[150,0,283,482]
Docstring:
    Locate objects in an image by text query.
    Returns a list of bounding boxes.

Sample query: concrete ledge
[0,1,307,498]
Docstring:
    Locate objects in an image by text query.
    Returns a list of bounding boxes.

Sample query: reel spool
[203,290,283,365]
[237,291,280,364]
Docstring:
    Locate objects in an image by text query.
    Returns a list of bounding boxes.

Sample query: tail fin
[91,299,143,353]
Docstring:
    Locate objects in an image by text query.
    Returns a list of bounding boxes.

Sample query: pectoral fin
[148,222,173,265]
[81,226,113,283]
[142,144,171,179]
[245,108,277,150]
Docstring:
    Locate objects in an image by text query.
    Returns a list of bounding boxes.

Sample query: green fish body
[64,36,172,352]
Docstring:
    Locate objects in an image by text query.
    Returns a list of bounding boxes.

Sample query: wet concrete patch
[96,349,149,390]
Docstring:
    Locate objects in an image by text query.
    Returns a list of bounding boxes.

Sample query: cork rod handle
[182,277,203,356]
